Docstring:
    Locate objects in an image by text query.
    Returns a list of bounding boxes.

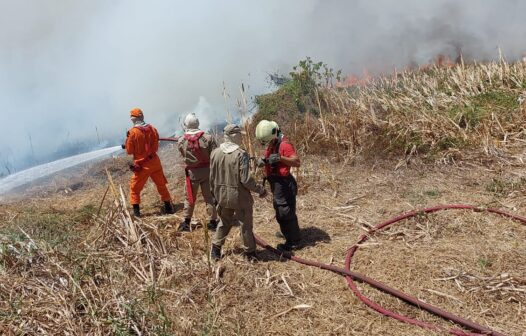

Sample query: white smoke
[1,0,526,172]
[167,96,225,136]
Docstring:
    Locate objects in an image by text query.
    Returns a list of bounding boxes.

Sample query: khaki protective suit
[210,142,265,253]
[178,131,218,221]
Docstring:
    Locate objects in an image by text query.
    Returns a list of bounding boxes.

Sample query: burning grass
[267,58,526,165]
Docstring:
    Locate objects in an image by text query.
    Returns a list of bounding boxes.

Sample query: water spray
[0,136,183,196]
[0,145,122,196]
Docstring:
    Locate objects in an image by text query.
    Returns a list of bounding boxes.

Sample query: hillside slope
[1,62,526,335]
[256,58,526,165]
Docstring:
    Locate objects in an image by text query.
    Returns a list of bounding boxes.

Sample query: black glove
[129,163,142,172]
[268,153,281,165]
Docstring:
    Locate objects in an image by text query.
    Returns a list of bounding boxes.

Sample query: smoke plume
[1,0,525,172]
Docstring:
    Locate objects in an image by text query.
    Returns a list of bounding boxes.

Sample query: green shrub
[255,57,342,124]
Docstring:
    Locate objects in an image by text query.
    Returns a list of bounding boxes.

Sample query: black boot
[177,218,191,232]
[277,240,302,251]
[164,201,174,214]
[242,251,258,262]
[207,219,218,231]
[210,244,222,261]
[132,204,141,217]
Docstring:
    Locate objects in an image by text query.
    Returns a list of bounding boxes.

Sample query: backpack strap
[183,131,210,168]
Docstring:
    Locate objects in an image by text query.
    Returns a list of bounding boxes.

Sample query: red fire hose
[159,137,195,204]
[159,137,180,142]
[255,204,525,336]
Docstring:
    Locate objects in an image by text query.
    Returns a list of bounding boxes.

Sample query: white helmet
[183,113,199,129]
[255,120,280,144]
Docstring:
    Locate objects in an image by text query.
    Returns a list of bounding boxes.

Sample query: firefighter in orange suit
[124,108,174,217]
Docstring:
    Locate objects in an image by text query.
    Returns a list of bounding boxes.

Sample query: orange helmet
[130,108,143,118]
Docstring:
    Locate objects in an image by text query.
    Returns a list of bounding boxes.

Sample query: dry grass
[285,59,526,166]
[2,60,526,335]
[1,148,526,335]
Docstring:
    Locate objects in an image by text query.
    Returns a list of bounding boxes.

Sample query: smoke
[1,0,526,172]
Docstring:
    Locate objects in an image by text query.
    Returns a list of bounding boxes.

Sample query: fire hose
[157,136,514,333]
[255,204,526,336]
[159,137,180,142]
[160,137,197,206]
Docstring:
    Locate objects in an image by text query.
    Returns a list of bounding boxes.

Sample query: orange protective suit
[125,123,171,205]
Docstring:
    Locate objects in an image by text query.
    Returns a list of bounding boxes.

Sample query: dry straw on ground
[1,152,525,335]
[1,60,526,335]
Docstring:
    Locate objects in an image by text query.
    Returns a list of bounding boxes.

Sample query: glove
[268,153,281,165]
[129,163,142,172]
[256,157,267,167]
[121,143,126,149]
[258,188,267,198]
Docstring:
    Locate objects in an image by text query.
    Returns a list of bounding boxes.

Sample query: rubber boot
[132,204,141,218]
[210,244,222,261]
[164,201,174,215]
[178,218,191,232]
[277,240,302,251]
[242,251,258,262]
[207,219,218,231]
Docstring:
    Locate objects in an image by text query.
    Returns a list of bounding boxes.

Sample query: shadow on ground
[255,226,331,262]
[299,226,331,248]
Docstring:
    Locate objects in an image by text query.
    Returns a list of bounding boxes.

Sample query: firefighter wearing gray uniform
[177,113,218,232]
[209,124,267,261]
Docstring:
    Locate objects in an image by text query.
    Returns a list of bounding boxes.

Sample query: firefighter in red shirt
[123,108,174,217]
[256,120,302,250]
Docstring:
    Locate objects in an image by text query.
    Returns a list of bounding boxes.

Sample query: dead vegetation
[1,153,525,335]
[1,60,526,335]
[281,58,526,166]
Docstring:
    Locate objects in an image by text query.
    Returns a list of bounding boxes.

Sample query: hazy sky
[1,0,525,168]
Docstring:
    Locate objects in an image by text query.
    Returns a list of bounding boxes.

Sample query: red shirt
[264,136,297,176]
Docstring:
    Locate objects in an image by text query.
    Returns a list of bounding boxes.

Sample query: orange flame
[336,54,463,88]
[337,69,373,88]
[419,54,457,70]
